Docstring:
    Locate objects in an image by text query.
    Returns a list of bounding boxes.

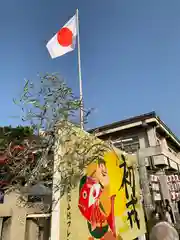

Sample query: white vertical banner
[50,133,61,240]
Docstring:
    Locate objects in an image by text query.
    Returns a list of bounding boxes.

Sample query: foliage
[15,73,81,131]
[7,73,106,191]
[0,126,35,190]
[53,124,110,240]
[8,73,82,189]
[0,126,33,149]
[5,73,108,240]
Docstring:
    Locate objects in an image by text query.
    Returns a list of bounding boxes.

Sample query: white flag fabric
[46,14,77,58]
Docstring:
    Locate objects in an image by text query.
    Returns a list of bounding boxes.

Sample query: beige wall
[0,192,50,240]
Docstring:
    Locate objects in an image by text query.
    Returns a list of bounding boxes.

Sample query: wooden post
[137,151,153,220]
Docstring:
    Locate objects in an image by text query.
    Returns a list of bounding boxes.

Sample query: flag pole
[76,9,84,130]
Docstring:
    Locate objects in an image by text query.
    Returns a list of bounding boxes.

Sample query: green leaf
[23,79,29,93]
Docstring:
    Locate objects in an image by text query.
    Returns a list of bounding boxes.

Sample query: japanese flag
[46,13,77,58]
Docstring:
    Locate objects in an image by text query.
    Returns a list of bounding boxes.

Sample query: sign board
[78,149,146,240]
[57,126,146,240]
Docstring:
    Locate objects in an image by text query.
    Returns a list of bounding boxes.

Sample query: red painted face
[78,177,102,222]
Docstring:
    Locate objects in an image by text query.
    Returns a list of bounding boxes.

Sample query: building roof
[88,111,180,146]
[22,183,51,196]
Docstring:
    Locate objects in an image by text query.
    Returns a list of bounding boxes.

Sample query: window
[1,217,11,239]
[0,190,4,203]
[167,143,178,156]
[156,132,162,145]
[112,136,140,154]
[156,138,161,145]
[27,195,43,203]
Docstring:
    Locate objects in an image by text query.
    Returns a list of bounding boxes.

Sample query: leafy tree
[0,126,33,149]
[10,73,82,189]
[5,73,108,240]
[0,126,34,189]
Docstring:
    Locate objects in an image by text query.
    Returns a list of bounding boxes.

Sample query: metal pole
[76,9,84,130]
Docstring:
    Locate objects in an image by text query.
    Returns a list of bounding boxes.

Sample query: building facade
[89,112,180,214]
[0,186,51,240]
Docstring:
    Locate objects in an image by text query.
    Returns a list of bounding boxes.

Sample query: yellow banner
[78,148,146,240]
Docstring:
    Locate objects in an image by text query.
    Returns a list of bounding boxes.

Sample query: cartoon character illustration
[77,150,146,240]
[78,159,121,240]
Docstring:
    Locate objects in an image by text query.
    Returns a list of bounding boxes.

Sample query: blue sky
[0,0,180,136]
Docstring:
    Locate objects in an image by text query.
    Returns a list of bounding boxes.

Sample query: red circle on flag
[57,27,73,47]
